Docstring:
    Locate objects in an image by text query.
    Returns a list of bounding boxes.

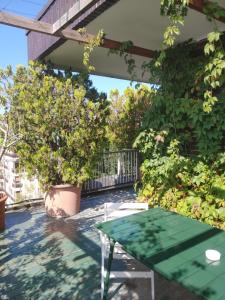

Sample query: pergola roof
[25,0,225,80]
[1,0,225,80]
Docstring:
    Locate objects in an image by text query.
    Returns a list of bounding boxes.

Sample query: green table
[96,207,225,300]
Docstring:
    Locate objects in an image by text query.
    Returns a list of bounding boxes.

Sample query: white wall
[1,153,43,204]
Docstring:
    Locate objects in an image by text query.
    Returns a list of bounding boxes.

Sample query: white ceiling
[45,0,225,81]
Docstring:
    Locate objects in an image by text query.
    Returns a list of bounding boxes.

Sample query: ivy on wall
[133,39,225,229]
[130,1,225,230]
[159,0,225,112]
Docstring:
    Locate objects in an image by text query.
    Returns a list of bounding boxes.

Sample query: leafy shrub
[7,62,108,189]
[141,95,225,157]
[134,130,225,230]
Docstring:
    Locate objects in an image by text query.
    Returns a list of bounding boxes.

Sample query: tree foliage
[106,85,155,150]
[0,66,21,163]
[44,63,107,104]
[7,62,108,189]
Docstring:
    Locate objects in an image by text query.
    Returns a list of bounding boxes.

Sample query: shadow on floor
[0,188,202,299]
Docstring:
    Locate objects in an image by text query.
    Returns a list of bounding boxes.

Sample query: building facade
[1,153,43,205]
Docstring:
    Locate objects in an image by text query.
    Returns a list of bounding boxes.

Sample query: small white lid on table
[205,249,221,261]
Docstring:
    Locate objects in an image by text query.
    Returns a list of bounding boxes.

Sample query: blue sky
[0,0,135,96]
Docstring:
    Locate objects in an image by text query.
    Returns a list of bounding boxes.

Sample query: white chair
[100,202,155,300]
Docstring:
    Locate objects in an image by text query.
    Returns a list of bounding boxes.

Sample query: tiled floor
[0,188,200,300]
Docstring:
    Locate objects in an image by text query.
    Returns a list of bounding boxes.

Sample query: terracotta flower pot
[45,185,81,218]
[0,192,8,231]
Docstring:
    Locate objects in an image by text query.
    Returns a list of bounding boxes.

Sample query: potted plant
[0,192,7,230]
[7,63,108,217]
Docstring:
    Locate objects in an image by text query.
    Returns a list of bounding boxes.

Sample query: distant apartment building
[1,152,43,205]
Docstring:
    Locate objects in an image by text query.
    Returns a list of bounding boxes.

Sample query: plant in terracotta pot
[8,62,108,217]
[0,192,7,230]
[0,66,22,229]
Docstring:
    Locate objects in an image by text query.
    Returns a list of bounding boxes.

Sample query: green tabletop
[97,207,225,300]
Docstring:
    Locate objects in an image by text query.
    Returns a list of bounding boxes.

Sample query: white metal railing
[5,149,140,209]
[83,149,139,194]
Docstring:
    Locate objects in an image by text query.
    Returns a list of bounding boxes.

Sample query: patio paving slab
[0,188,201,299]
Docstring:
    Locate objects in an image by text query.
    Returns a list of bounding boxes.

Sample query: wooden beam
[102,39,155,58]
[0,11,92,42]
[189,0,225,24]
[0,11,53,34]
[189,0,204,13]
[0,11,155,58]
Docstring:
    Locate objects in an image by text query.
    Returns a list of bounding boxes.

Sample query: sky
[0,0,136,96]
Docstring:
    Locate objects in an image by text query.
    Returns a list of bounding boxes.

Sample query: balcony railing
[82,149,140,194]
[5,149,140,209]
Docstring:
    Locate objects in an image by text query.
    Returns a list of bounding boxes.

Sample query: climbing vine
[130,1,225,230]
[159,0,225,112]
[201,0,225,112]
[133,41,225,230]
[78,28,105,73]
[203,31,225,112]
[156,0,188,66]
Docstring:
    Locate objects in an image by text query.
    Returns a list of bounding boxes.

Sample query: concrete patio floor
[0,188,201,300]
